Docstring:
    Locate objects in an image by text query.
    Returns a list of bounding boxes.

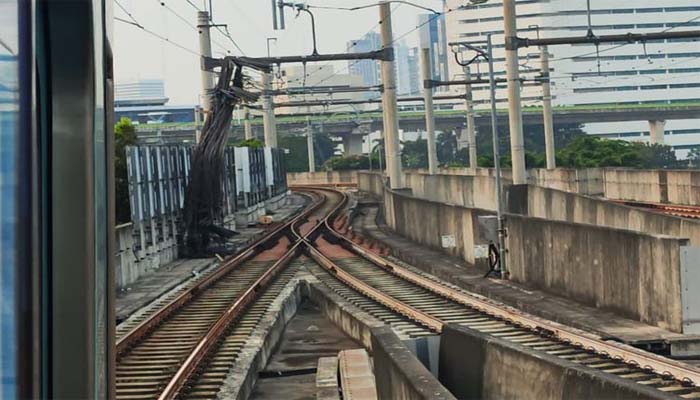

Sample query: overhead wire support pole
[379,1,403,188]
[197,10,215,139]
[503,0,527,185]
[271,93,468,108]
[515,29,700,48]
[464,66,477,169]
[203,49,391,72]
[243,106,253,140]
[540,45,556,170]
[262,72,277,147]
[486,34,507,276]
[421,47,438,175]
[266,85,384,97]
[306,116,315,173]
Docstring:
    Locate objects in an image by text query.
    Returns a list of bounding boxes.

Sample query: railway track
[115,191,330,400]
[300,187,700,399]
[115,186,700,399]
[615,200,700,219]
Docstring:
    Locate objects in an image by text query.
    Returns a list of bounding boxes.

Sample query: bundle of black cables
[182,59,244,256]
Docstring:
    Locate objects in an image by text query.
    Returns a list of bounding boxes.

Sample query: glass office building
[445,0,700,156]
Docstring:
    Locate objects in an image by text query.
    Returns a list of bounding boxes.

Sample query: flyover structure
[136,102,700,155]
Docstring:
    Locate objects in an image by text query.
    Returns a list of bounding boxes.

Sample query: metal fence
[125,144,287,257]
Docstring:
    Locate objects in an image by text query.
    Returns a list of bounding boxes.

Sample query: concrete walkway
[351,196,690,350]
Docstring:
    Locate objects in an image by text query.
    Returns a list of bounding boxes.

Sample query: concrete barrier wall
[358,172,385,197]
[439,324,676,400]
[510,184,700,246]
[403,172,499,211]
[506,213,688,332]
[383,187,491,265]
[371,326,456,400]
[115,223,177,289]
[414,167,700,206]
[359,173,697,332]
[287,171,358,185]
[603,169,700,205]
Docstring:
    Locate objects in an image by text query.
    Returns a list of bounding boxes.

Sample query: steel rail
[156,189,338,399]
[157,243,303,400]
[311,186,700,387]
[292,187,443,331]
[116,191,324,356]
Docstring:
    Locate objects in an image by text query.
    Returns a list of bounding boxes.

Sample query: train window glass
[0,0,19,398]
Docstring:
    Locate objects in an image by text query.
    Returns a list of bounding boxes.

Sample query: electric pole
[262,72,277,147]
[540,45,556,169]
[197,11,215,123]
[487,34,506,275]
[503,0,526,184]
[379,1,403,188]
[243,107,253,140]
[421,47,438,175]
[306,116,316,173]
[464,66,477,169]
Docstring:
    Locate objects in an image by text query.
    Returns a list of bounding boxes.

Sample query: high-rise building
[395,43,422,96]
[444,1,700,156]
[419,13,450,84]
[115,79,168,107]
[407,47,422,96]
[347,32,382,88]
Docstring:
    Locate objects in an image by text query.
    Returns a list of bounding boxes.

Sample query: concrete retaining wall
[115,223,177,289]
[358,172,385,197]
[506,213,688,332]
[415,167,700,206]
[509,184,700,246]
[287,171,358,185]
[371,326,456,400]
[439,324,677,400]
[383,187,491,265]
[603,169,700,205]
[403,172,500,211]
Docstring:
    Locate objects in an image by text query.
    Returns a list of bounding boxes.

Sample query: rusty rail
[116,190,324,356]
[309,186,700,387]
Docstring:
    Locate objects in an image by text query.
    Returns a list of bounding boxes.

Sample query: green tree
[278,132,336,172]
[323,155,371,170]
[115,117,137,224]
[401,138,428,169]
[688,147,700,168]
[235,138,264,148]
[556,136,683,169]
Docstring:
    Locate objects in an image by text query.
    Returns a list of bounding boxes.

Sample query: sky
[113,0,446,105]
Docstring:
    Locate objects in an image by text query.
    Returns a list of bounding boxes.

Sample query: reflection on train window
[0,0,19,398]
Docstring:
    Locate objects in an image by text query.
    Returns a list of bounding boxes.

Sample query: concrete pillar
[194,106,203,144]
[421,48,438,175]
[197,11,215,114]
[464,66,477,169]
[306,117,316,173]
[649,120,666,144]
[343,135,363,156]
[503,0,527,184]
[262,72,277,147]
[243,106,253,140]
[379,1,403,188]
[541,46,556,169]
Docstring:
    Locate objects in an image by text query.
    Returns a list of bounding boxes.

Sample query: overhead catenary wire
[155,0,231,54]
[285,2,404,86]
[303,7,454,89]
[115,17,201,56]
[184,0,247,56]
